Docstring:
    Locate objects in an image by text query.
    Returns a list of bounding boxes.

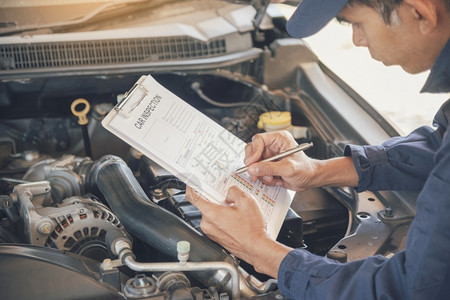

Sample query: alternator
[12,179,124,261]
[43,195,123,261]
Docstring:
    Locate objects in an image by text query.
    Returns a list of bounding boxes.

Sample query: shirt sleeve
[278,249,408,300]
[344,121,443,193]
[278,129,450,299]
[277,100,450,300]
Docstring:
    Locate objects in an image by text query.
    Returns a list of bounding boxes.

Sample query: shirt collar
[421,39,450,94]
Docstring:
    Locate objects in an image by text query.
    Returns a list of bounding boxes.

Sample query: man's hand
[244,131,359,190]
[244,130,317,190]
[185,186,292,278]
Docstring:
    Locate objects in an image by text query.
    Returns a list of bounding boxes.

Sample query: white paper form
[102,75,293,239]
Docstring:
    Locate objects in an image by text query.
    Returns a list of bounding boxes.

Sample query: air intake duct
[87,155,231,283]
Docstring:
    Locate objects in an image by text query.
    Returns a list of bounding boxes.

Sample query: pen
[234,142,314,175]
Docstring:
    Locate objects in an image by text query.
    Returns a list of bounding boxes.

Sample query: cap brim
[286,0,349,38]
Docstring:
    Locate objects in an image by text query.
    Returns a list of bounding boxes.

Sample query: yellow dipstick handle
[70,98,93,158]
[71,98,91,125]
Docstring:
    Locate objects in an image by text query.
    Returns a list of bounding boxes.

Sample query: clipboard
[102,75,293,239]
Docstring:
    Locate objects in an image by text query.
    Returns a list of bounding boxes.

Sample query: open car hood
[0,0,280,79]
[0,0,279,36]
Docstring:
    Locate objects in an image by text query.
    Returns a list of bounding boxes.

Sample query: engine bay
[0,71,355,299]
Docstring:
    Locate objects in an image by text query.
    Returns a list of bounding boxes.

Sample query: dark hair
[349,0,450,25]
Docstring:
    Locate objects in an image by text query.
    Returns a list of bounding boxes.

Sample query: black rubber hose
[88,155,228,264]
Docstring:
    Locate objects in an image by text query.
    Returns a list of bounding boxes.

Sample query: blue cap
[286,0,349,38]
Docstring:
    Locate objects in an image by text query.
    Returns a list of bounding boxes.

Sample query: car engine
[0,71,354,299]
[0,1,415,299]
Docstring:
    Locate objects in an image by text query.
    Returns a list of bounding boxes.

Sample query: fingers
[185,186,217,212]
[244,131,298,166]
[186,185,271,267]
[226,186,256,210]
[247,158,294,178]
[187,185,259,212]
[260,176,283,186]
[244,137,263,165]
[247,164,285,186]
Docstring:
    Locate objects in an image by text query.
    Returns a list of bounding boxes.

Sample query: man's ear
[403,0,438,34]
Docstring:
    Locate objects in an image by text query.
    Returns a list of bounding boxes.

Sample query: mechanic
[185,0,450,299]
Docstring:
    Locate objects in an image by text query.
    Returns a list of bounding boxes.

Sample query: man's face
[337,3,438,74]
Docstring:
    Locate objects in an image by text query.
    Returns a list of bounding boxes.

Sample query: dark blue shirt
[278,39,450,299]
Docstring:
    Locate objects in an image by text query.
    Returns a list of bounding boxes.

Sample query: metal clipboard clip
[114,76,150,118]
